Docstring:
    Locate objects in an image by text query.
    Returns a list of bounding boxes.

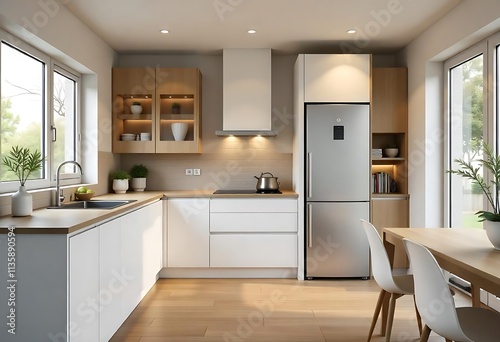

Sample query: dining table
[381,227,500,335]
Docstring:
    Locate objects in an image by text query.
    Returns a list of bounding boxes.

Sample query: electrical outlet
[193,168,201,176]
[185,168,193,176]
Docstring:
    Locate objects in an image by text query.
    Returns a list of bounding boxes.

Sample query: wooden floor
[111,278,470,342]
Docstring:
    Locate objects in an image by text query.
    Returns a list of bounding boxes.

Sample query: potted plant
[130,101,142,115]
[111,170,130,194]
[2,146,45,216]
[448,143,500,249]
[130,164,149,191]
[172,102,180,114]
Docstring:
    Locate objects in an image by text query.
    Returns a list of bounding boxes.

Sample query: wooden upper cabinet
[371,68,408,133]
[112,67,155,95]
[304,54,371,103]
[156,68,202,153]
[156,68,199,94]
[112,68,156,153]
[112,67,202,154]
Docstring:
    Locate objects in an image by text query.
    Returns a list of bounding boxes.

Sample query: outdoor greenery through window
[0,32,80,192]
[448,53,484,229]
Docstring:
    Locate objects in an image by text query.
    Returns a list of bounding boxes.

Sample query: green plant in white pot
[111,170,130,194]
[2,146,45,216]
[129,164,148,191]
[448,143,500,249]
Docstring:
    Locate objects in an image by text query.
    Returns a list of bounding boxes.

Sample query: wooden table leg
[471,283,481,307]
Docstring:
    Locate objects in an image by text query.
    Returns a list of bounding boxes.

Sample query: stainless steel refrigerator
[305,103,370,278]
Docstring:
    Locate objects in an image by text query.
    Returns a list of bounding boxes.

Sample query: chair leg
[385,293,402,342]
[412,295,422,335]
[419,324,431,342]
[367,289,387,342]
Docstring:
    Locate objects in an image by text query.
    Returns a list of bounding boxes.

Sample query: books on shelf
[372,172,397,193]
[372,148,382,158]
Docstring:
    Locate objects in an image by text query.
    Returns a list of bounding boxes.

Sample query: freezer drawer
[306,202,369,278]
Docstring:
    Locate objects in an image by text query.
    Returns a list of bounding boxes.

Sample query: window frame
[0,29,81,193]
[50,62,82,185]
[444,35,500,228]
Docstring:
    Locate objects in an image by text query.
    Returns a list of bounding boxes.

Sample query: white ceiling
[63,0,462,55]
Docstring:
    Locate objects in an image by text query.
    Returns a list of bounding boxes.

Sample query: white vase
[484,220,500,250]
[171,123,188,141]
[12,185,33,216]
[130,104,142,115]
[112,179,129,194]
[131,178,146,192]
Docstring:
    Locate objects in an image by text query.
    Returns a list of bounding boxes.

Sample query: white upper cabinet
[303,54,371,102]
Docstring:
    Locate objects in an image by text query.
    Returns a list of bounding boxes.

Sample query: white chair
[360,219,422,342]
[403,238,500,342]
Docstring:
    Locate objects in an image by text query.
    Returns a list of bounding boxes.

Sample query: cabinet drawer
[210,212,297,232]
[210,198,297,213]
[210,234,297,267]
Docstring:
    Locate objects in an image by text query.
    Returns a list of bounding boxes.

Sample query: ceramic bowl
[383,148,399,158]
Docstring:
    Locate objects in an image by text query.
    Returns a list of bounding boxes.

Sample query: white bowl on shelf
[383,148,399,158]
[121,133,136,141]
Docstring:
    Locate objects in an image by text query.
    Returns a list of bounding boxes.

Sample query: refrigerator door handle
[307,152,312,198]
[307,204,313,248]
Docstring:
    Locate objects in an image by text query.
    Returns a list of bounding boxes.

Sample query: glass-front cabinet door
[156,68,202,153]
[112,68,155,153]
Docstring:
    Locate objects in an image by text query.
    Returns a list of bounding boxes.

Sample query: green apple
[76,186,87,193]
[86,189,93,194]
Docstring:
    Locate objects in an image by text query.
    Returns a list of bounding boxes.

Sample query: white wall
[0,0,118,203]
[399,0,500,227]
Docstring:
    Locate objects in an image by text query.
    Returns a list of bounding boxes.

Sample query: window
[446,48,485,229]
[446,32,500,229]
[0,30,80,192]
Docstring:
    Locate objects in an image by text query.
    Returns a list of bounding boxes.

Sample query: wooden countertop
[0,190,298,234]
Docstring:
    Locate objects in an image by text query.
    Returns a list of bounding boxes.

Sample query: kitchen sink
[48,200,136,210]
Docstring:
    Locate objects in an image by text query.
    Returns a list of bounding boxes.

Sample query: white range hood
[216,48,278,137]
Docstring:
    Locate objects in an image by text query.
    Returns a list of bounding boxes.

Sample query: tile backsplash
[120,151,292,192]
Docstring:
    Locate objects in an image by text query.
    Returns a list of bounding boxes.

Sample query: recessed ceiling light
[347,29,357,34]
[247,29,257,34]
[160,29,170,34]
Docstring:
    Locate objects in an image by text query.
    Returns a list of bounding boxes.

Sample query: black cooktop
[213,189,282,194]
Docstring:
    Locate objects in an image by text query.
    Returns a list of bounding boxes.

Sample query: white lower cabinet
[120,207,143,318]
[70,200,163,342]
[167,198,209,267]
[69,227,100,342]
[99,217,124,342]
[210,234,297,267]
[209,198,298,268]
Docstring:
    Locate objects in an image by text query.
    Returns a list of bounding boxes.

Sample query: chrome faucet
[55,161,83,207]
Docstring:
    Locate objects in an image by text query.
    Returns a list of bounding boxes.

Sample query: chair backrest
[403,238,471,342]
[360,219,400,293]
